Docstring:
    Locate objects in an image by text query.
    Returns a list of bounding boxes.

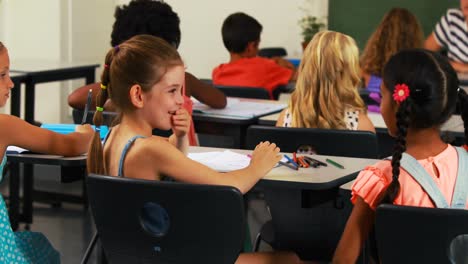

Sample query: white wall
[0,0,328,122]
[168,0,328,78]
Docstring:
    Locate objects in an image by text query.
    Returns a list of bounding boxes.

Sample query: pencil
[278,160,299,170]
[283,154,299,168]
[326,158,345,169]
[81,89,93,124]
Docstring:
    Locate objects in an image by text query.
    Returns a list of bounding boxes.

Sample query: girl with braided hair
[333,49,468,263]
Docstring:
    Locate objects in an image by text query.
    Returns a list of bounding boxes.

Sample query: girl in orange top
[333,49,468,263]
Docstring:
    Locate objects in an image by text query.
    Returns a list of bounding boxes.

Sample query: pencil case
[40,124,109,140]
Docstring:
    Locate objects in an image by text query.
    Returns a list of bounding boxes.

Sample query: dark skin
[68,71,227,110]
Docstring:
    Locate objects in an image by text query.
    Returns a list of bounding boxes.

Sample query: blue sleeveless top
[102,130,174,181]
[0,152,60,263]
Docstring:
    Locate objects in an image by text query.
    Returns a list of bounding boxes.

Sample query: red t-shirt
[212,57,293,99]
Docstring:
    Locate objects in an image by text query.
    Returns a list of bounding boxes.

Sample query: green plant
[299,16,326,43]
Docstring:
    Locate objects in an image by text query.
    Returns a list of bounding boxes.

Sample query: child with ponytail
[87,34,311,264]
[333,49,468,263]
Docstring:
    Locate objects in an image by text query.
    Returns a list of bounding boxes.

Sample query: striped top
[434,9,468,64]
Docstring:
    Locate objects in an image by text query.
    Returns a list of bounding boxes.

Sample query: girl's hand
[171,108,190,138]
[249,141,281,177]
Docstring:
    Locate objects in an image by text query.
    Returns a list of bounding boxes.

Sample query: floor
[0,164,273,263]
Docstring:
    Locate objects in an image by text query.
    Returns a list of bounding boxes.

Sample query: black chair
[376,204,468,264]
[215,85,271,100]
[246,125,379,261]
[84,174,246,264]
[246,125,379,158]
[258,47,287,58]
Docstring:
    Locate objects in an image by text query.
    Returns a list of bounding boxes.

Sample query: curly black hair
[110,0,181,48]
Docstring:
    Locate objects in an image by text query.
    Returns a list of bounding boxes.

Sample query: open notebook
[193,98,286,118]
[188,150,287,172]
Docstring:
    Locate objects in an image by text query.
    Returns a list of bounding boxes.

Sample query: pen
[82,89,92,124]
[297,157,309,168]
[283,154,299,168]
[303,156,327,167]
[278,160,299,170]
[326,158,345,169]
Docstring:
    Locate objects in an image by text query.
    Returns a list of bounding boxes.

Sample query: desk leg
[10,81,21,117]
[8,162,20,231]
[25,81,36,125]
[23,164,33,227]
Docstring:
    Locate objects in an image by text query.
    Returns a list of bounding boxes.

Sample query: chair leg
[81,232,99,264]
[253,232,262,252]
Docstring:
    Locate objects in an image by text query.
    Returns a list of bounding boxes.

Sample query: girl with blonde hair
[277,30,374,132]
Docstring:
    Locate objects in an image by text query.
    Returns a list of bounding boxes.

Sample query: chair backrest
[376,204,468,264]
[87,174,245,264]
[258,47,287,58]
[215,85,271,100]
[246,125,379,158]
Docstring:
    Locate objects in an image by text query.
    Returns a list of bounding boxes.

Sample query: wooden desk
[6,153,86,230]
[192,98,286,149]
[11,60,100,124]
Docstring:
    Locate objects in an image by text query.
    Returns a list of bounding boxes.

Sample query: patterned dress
[281,108,360,130]
[0,154,60,263]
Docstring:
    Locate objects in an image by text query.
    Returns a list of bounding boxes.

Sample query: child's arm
[0,115,94,156]
[168,108,189,154]
[185,72,227,109]
[357,112,376,133]
[148,140,281,194]
[333,197,375,264]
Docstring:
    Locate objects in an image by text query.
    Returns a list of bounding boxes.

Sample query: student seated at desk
[360,8,423,112]
[67,0,227,145]
[87,35,311,264]
[0,42,93,263]
[333,50,468,263]
[212,12,296,100]
[425,0,468,79]
[276,31,375,133]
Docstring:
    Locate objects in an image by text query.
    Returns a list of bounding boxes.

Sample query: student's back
[333,49,468,264]
[276,31,375,133]
[360,8,423,112]
[213,12,295,99]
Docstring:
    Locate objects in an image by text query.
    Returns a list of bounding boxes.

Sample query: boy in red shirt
[212,12,296,99]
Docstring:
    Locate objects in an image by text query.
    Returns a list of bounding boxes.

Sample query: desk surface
[11,60,100,74]
[193,97,285,124]
[189,146,378,190]
[6,153,86,166]
[258,112,464,133]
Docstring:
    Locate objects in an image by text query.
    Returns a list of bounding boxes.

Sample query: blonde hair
[289,30,365,129]
[361,8,423,77]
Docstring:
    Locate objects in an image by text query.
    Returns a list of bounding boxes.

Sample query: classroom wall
[0,0,328,122]
[167,0,329,78]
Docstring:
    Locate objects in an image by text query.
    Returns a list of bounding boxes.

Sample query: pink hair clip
[393,83,410,103]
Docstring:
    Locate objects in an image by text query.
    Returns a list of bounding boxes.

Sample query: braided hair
[378,49,459,204]
[87,35,183,175]
[459,88,468,148]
